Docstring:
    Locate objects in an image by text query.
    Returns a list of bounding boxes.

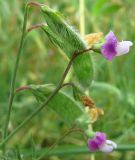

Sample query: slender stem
[61,82,75,89]
[79,0,85,36]
[75,47,92,56]
[27,1,44,7]
[61,82,84,97]
[79,1,95,160]
[15,86,31,93]
[27,23,47,32]
[2,2,46,152]
[3,5,29,153]
[25,144,135,157]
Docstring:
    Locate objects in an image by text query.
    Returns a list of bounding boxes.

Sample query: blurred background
[0,0,135,159]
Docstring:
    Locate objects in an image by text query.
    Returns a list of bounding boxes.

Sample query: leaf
[30,84,84,127]
[41,6,94,89]
[92,1,122,16]
[101,4,122,15]
[90,81,123,100]
[92,0,107,16]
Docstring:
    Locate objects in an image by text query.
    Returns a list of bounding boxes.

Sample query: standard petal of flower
[101,31,118,60]
[99,140,117,153]
[105,31,117,43]
[116,41,133,56]
[95,132,106,146]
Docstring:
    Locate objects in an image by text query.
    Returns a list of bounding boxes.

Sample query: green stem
[3,5,29,153]
[79,0,85,36]
[15,86,31,93]
[30,145,135,157]
[27,23,47,32]
[0,52,79,148]
[61,82,83,93]
[79,1,95,160]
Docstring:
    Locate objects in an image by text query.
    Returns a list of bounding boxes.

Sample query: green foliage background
[0,0,135,159]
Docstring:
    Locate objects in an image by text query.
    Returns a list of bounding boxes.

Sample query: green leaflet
[29,84,84,127]
[91,0,107,16]
[92,0,122,16]
[41,6,94,89]
[100,4,122,15]
[90,81,123,100]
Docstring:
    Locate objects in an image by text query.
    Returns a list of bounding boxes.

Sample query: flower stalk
[15,86,31,93]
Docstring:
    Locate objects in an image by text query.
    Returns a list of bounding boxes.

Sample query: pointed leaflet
[41,6,94,89]
[29,84,84,127]
[91,81,122,100]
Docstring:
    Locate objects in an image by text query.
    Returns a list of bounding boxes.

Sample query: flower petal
[88,139,99,151]
[116,41,133,56]
[87,132,106,151]
[95,132,106,146]
[105,31,117,43]
[101,31,118,60]
[106,140,117,149]
[99,140,117,153]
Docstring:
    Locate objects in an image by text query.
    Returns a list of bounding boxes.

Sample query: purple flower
[101,31,133,60]
[87,132,117,153]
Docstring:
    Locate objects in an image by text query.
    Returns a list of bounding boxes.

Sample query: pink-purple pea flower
[101,31,133,60]
[87,132,117,153]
